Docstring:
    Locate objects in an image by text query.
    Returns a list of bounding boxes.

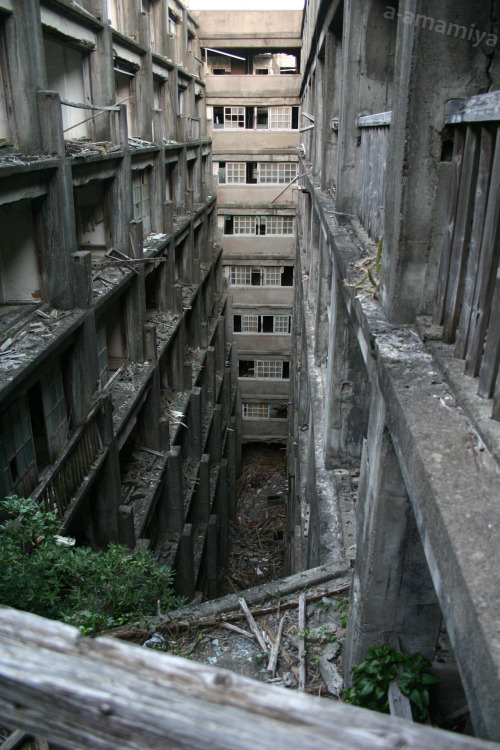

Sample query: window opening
[132,169,151,235]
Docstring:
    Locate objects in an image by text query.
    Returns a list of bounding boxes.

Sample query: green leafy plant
[342,644,439,723]
[335,597,348,628]
[0,496,181,634]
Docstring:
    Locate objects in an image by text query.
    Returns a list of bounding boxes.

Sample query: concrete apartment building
[0,0,241,602]
[194,10,302,444]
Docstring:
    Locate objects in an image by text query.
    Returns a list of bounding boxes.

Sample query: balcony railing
[32,413,103,518]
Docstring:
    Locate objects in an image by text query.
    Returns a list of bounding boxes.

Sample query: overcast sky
[188,0,304,10]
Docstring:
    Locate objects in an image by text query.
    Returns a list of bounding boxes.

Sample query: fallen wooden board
[0,608,497,750]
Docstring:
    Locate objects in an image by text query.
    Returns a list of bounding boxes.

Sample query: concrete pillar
[139,367,161,452]
[159,446,184,536]
[193,454,210,524]
[203,346,216,408]
[324,275,370,467]
[209,404,223,463]
[205,514,218,600]
[73,252,93,309]
[89,24,115,143]
[164,201,174,235]
[158,243,174,311]
[221,368,231,429]
[159,418,170,452]
[175,523,195,601]
[216,316,226,373]
[226,416,237,520]
[186,387,202,460]
[126,221,146,362]
[144,323,157,363]
[215,459,229,568]
[343,387,442,682]
[234,387,242,479]
[314,232,332,365]
[118,505,136,549]
[93,394,121,544]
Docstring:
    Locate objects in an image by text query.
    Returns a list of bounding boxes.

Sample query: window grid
[234,216,256,235]
[263,267,281,286]
[41,368,66,439]
[132,169,151,221]
[274,315,291,333]
[226,162,246,184]
[2,398,35,487]
[242,315,258,332]
[266,216,294,235]
[96,325,109,385]
[258,163,297,185]
[243,403,269,418]
[224,106,245,129]
[269,107,291,129]
[229,266,251,285]
[255,360,283,379]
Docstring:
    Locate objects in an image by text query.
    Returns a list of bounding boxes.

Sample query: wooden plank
[477,264,500,398]
[446,92,500,125]
[358,111,392,127]
[0,608,496,750]
[434,126,466,324]
[442,125,480,343]
[455,126,494,358]
[298,592,306,692]
[239,597,268,654]
[0,729,32,749]
[465,126,500,376]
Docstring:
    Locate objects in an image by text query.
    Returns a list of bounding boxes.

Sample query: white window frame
[226,162,246,184]
[229,266,251,285]
[262,267,282,286]
[257,162,298,185]
[269,107,292,130]
[255,360,284,379]
[243,403,269,418]
[132,169,151,234]
[241,314,258,332]
[234,216,256,235]
[224,106,245,129]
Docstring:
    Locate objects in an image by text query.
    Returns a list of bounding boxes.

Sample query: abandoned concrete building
[1,0,500,747]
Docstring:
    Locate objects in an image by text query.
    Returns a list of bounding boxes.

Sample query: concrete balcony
[212,130,300,153]
[206,74,301,102]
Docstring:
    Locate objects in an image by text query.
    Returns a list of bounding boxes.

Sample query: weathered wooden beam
[357,111,392,128]
[446,92,500,124]
[0,608,497,750]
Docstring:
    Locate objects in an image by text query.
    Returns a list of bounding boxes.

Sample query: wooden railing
[434,92,500,420]
[357,111,391,243]
[0,607,497,750]
[32,415,103,518]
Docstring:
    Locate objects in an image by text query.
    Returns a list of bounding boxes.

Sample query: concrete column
[226,416,237,520]
[216,316,226,373]
[193,454,210,524]
[324,275,370,467]
[126,221,146,362]
[159,418,170,452]
[234,387,242,479]
[68,311,99,424]
[314,232,332,366]
[186,387,202,460]
[139,367,161,452]
[164,201,174,235]
[159,446,184,535]
[221,368,231,429]
[175,523,195,601]
[202,346,216,407]
[215,459,229,568]
[205,514,218,600]
[73,252,93,309]
[118,505,136,549]
[209,404,223,463]
[343,387,442,682]
[89,24,115,143]
[94,395,121,545]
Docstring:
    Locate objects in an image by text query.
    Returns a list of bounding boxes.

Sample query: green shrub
[343,644,439,723]
[0,496,180,634]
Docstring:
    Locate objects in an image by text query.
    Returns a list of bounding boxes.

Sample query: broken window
[114,63,137,136]
[0,397,37,496]
[246,162,258,184]
[96,323,109,386]
[0,199,45,303]
[226,266,294,287]
[223,215,294,235]
[44,38,91,140]
[238,360,255,377]
[224,106,245,129]
[132,169,152,235]
[256,107,268,129]
[234,315,292,334]
[74,181,111,255]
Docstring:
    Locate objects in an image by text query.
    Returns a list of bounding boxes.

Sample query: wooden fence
[31,414,103,518]
[0,607,498,750]
[434,92,500,420]
[357,111,391,243]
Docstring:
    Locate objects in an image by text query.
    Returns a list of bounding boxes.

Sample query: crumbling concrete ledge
[305,170,500,740]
